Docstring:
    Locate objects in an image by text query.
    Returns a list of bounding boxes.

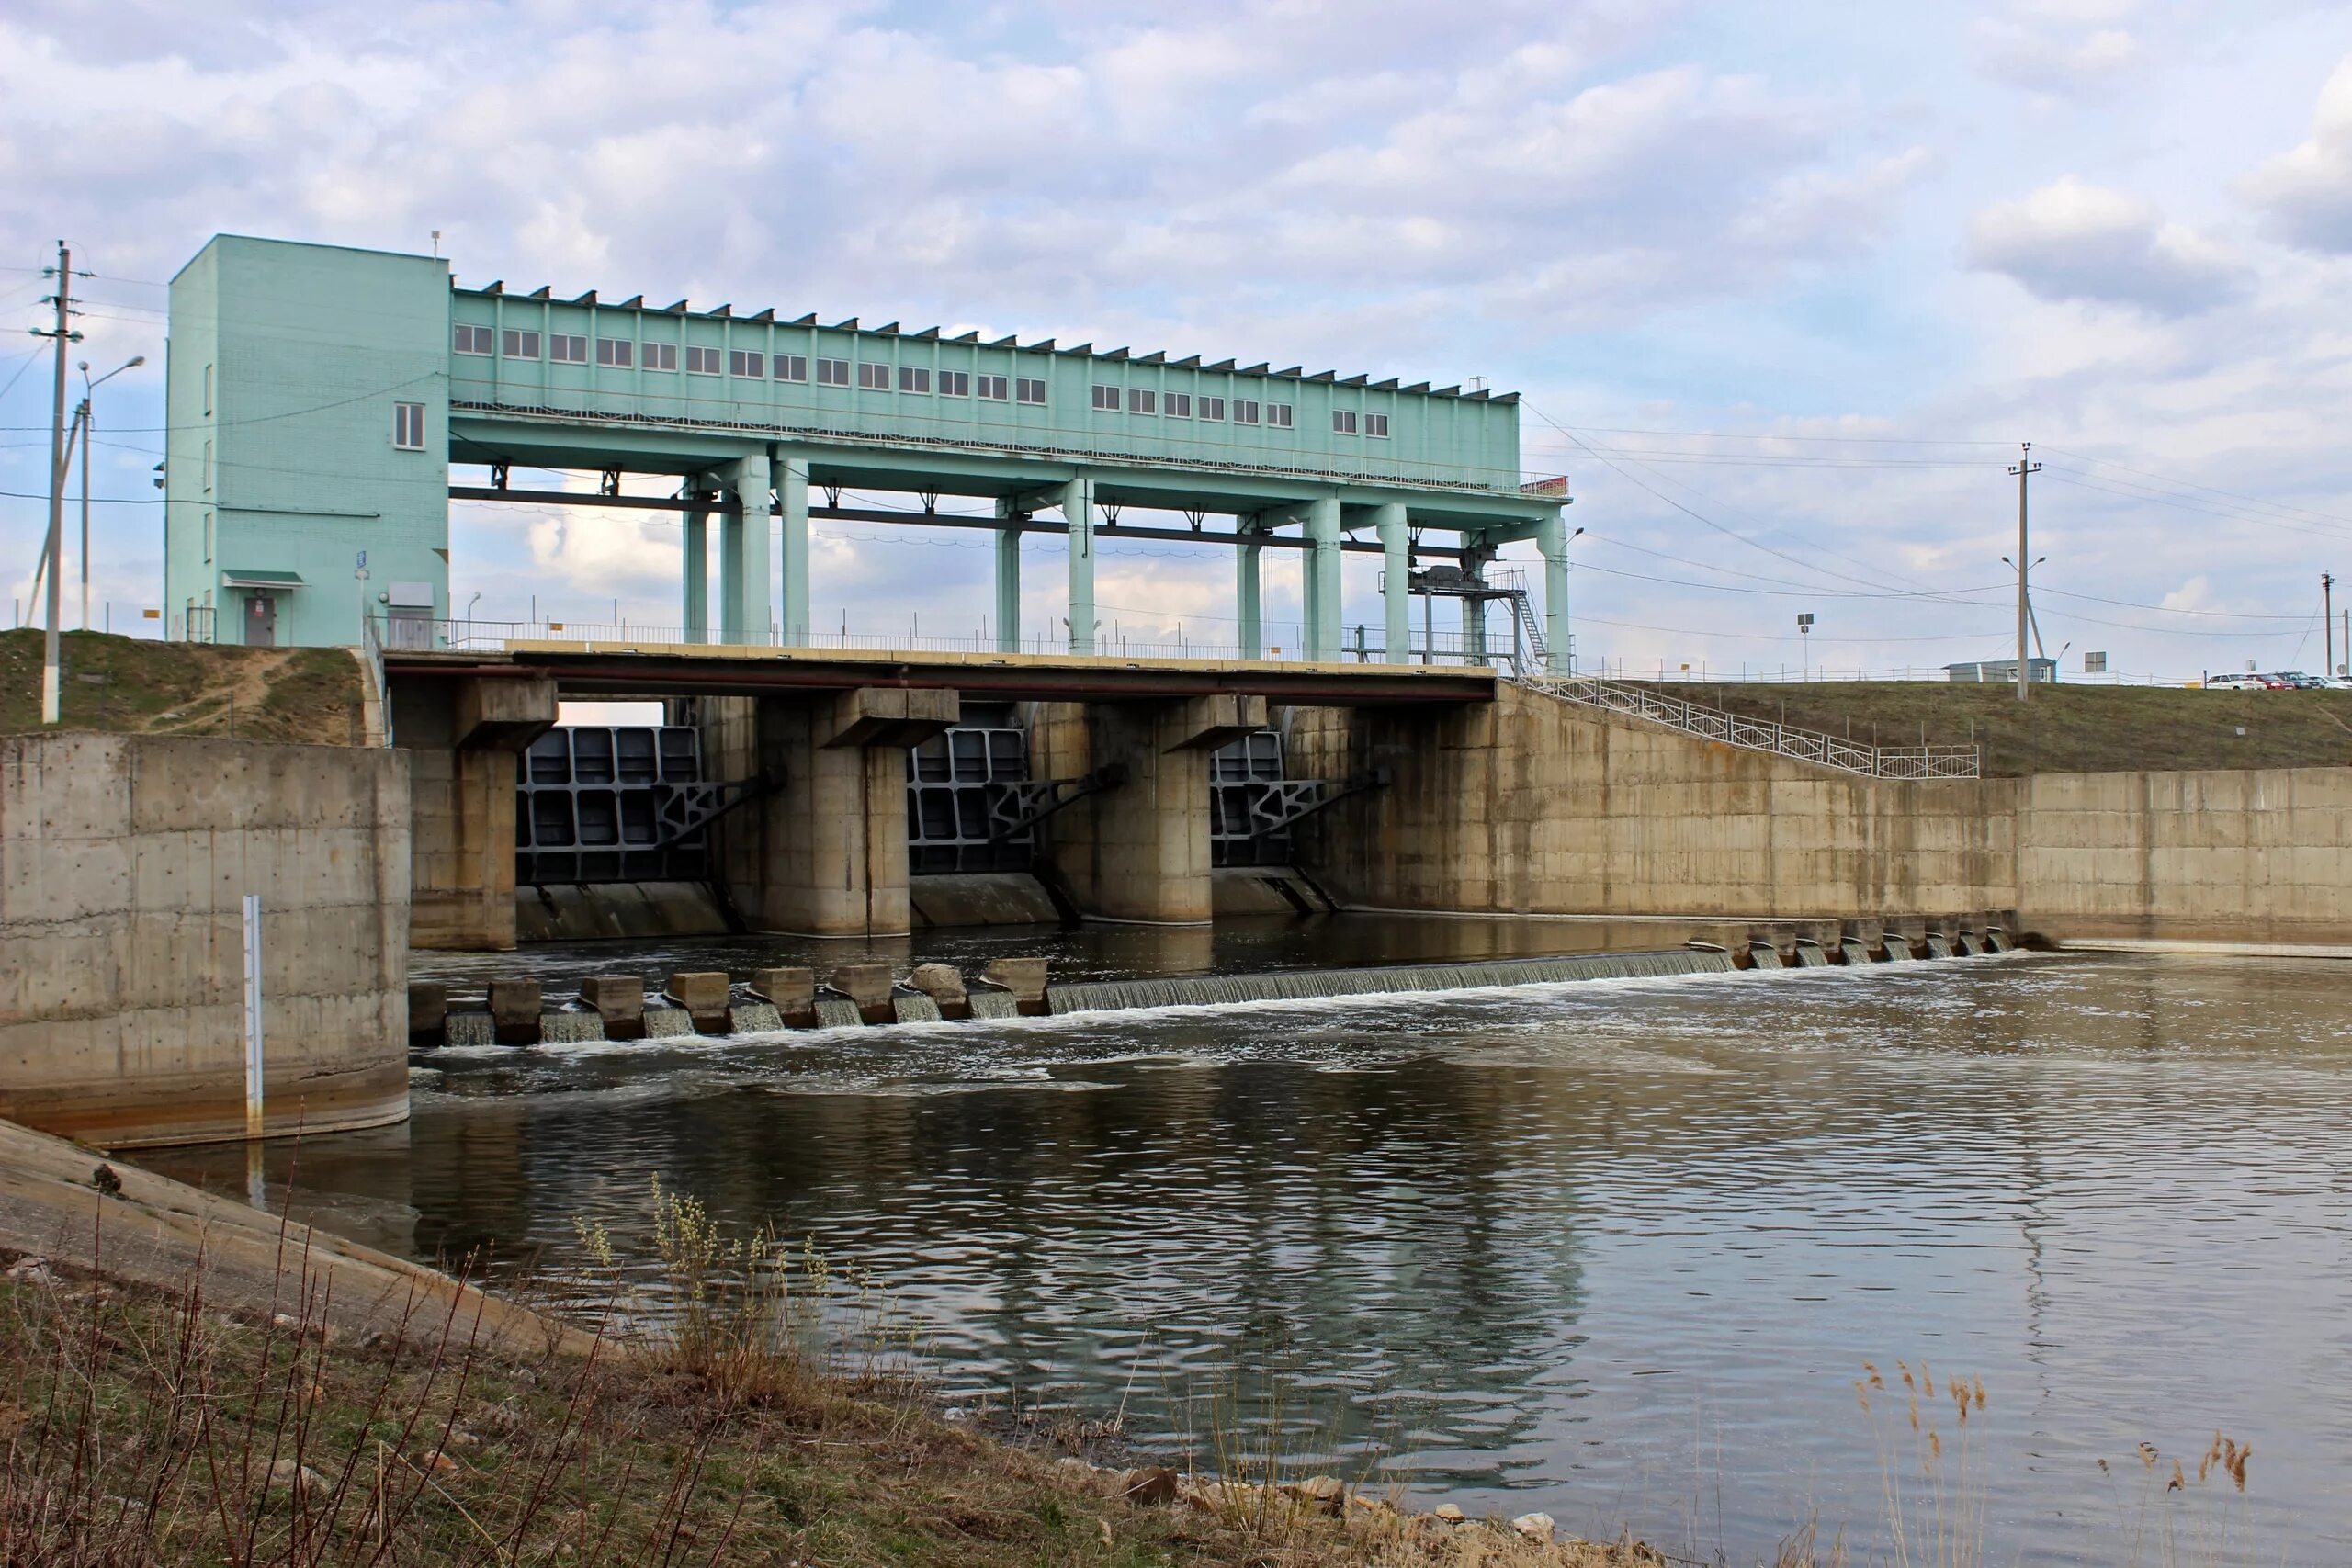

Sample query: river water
[147,926,2352,1563]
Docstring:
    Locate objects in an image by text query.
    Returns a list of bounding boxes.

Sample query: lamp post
[75,356,145,631]
[1797,612,1814,680]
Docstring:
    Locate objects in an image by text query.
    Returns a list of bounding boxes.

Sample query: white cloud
[2240,55,2352,254]
[1964,177,2246,315]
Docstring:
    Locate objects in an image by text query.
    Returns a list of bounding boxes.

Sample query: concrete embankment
[1288,682,2352,946]
[0,732,412,1147]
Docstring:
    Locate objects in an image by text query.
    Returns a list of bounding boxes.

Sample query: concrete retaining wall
[0,733,411,1146]
[1289,683,2351,942]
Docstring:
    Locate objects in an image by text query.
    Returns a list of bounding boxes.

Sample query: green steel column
[1062,475,1095,655]
[1373,502,1409,665]
[1461,531,1487,666]
[993,496,1022,652]
[682,487,709,642]
[1304,498,1342,660]
[1237,516,1263,659]
[1537,511,1571,674]
[721,449,772,645]
[776,451,810,646]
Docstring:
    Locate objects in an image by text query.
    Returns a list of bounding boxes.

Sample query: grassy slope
[1626,680,2352,776]
[0,629,363,744]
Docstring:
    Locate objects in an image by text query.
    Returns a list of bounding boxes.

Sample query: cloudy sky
[5,0,2352,679]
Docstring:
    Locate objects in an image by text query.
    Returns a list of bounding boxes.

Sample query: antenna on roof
[431,230,442,260]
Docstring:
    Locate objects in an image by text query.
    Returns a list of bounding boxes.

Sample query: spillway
[1045,948,1736,1016]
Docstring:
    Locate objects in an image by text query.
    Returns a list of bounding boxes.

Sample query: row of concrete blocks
[409,957,1053,1049]
[1723,909,2029,968]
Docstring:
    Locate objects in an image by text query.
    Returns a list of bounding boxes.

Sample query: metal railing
[1518,673,1983,779]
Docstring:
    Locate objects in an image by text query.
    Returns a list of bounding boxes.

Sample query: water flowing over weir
[1045,948,1736,1015]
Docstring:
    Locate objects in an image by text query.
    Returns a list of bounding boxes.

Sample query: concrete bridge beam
[1032,694,1268,924]
[400,673,556,951]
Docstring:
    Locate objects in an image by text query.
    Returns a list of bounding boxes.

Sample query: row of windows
[1087,385,1329,430]
[458,325,1048,401]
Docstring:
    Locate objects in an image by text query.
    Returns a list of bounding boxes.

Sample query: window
[452,324,492,355]
[1165,392,1192,418]
[1267,402,1294,428]
[977,374,1009,400]
[775,354,808,382]
[1332,409,1359,434]
[899,366,931,393]
[203,363,213,414]
[549,333,587,364]
[501,329,541,360]
[596,337,633,367]
[816,357,850,386]
[1200,396,1225,422]
[392,401,426,449]
[203,439,213,491]
[1233,400,1261,424]
[1127,388,1156,414]
[1016,377,1046,404]
[939,369,970,397]
[1091,384,1120,411]
[858,362,891,389]
[685,345,721,375]
[729,349,764,378]
[1366,412,1390,438]
[203,510,214,564]
[643,342,677,371]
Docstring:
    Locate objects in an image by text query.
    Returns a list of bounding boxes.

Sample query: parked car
[2324,674,2352,691]
[2266,671,2325,689]
[2205,673,2271,690]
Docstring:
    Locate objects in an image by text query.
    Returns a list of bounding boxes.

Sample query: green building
[165,234,1570,667]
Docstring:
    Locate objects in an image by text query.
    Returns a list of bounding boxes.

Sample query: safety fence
[1518,673,1984,779]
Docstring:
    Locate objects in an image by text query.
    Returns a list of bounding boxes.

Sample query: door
[244,592,277,648]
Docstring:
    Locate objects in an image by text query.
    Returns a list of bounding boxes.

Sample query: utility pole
[2009,442,2041,703]
[34,242,83,726]
[77,386,91,630]
[2325,572,2335,677]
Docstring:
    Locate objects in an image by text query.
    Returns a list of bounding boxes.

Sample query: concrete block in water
[538,1010,606,1044]
[729,1001,785,1033]
[751,967,817,1025]
[488,979,542,1045]
[908,963,969,1019]
[641,1006,694,1039]
[579,976,645,1040]
[829,964,897,1024]
[407,982,447,1048]
[981,957,1051,1014]
[666,971,733,1033]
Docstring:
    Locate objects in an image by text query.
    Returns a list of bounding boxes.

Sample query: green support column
[776,451,810,646]
[720,449,771,645]
[1062,475,1095,655]
[1374,502,1410,665]
[1237,516,1263,659]
[682,488,709,642]
[1537,511,1571,675]
[1304,497,1342,661]
[993,497,1023,653]
[1461,532,1488,666]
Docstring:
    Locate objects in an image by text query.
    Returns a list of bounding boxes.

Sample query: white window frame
[729,349,764,378]
[203,363,214,413]
[817,357,851,386]
[453,324,492,356]
[203,438,213,491]
[501,328,541,360]
[977,374,1009,400]
[775,355,808,382]
[1016,377,1047,405]
[549,333,588,365]
[684,344,721,376]
[939,369,970,397]
[899,366,931,394]
[1332,409,1358,434]
[1091,384,1120,411]
[1127,388,1157,415]
[1268,402,1294,429]
[858,362,891,390]
[596,337,633,368]
[1165,392,1192,418]
[392,401,426,450]
[203,509,214,564]
[1366,412,1390,438]
[1200,396,1225,422]
[644,342,677,372]
[1233,400,1261,425]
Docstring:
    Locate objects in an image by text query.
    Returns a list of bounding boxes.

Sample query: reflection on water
[149,943,2352,1564]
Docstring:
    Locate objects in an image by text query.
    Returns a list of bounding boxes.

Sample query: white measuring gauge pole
[242,894,265,1141]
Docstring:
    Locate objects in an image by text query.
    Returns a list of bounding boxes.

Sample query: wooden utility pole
[2009,443,2041,703]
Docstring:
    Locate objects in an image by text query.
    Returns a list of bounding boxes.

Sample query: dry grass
[0,629,364,743]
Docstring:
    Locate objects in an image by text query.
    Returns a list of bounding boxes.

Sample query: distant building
[1945,658,2056,684]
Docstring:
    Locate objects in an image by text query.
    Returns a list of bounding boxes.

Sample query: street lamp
[74,355,144,630]
[1797,611,1815,680]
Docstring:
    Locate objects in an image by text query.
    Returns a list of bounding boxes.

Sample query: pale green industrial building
[164,234,1570,666]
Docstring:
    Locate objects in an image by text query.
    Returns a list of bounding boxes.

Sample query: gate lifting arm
[1238,767,1390,839]
[649,772,778,850]
[986,763,1129,842]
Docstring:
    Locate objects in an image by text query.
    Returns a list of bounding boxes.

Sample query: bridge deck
[387,641,1498,705]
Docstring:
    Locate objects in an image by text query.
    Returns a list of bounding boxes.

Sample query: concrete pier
[396,673,555,950]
